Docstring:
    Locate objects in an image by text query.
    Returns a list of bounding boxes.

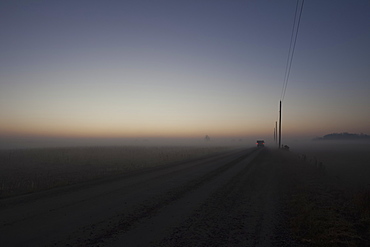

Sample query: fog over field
[289,140,370,187]
[1,1,369,245]
[1,1,369,144]
[1,134,369,189]
[0,135,258,150]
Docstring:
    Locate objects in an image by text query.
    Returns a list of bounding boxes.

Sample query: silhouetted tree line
[314,132,370,140]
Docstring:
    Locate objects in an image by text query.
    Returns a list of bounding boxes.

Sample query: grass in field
[280,150,370,246]
[0,145,231,198]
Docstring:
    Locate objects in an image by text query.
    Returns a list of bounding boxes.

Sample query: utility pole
[275,121,278,145]
[279,101,282,148]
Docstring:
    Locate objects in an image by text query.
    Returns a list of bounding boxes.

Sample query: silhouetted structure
[279,101,282,148]
[282,145,289,151]
[314,132,370,141]
[204,135,211,141]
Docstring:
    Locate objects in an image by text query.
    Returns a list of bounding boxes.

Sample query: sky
[1,0,369,148]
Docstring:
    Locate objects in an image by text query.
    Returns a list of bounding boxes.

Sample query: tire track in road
[156,149,295,247]
[86,148,262,247]
[0,147,258,247]
[0,148,244,226]
[155,151,267,247]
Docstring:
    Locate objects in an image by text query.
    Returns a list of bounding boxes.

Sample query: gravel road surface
[0,147,296,246]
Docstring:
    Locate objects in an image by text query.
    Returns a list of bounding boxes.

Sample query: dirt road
[0,147,296,246]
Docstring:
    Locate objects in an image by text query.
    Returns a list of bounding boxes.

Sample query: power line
[281,0,299,101]
[277,0,304,149]
[280,0,304,102]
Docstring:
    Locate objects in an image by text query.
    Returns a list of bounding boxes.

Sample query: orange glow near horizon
[2,106,368,140]
[1,1,370,149]
[1,114,275,139]
[0,124,270,139]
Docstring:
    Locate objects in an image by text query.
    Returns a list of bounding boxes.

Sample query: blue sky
[0,0,369,146]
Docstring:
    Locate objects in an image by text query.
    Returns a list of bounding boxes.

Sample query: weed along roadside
[275,149,370,245]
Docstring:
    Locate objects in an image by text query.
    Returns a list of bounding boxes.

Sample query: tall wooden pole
[279,101,282,148]
[275,121,278,145]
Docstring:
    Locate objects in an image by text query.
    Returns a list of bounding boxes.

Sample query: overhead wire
[281,0,299,101]
[280,0,305,102]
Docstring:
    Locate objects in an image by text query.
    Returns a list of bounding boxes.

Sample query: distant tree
[314,132,370,141]
[205,135,211,141]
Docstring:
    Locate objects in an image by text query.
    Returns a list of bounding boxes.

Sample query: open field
[282,144,370,246]
[1,144,369,245]
[0,145,234,198]
[2,147,277,246]
[292,141,370,187]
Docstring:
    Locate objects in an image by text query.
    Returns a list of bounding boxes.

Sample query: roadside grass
[0,145,232,199]
[279,150,370,246]
[353,190,370,220]
[290,187,363,246]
